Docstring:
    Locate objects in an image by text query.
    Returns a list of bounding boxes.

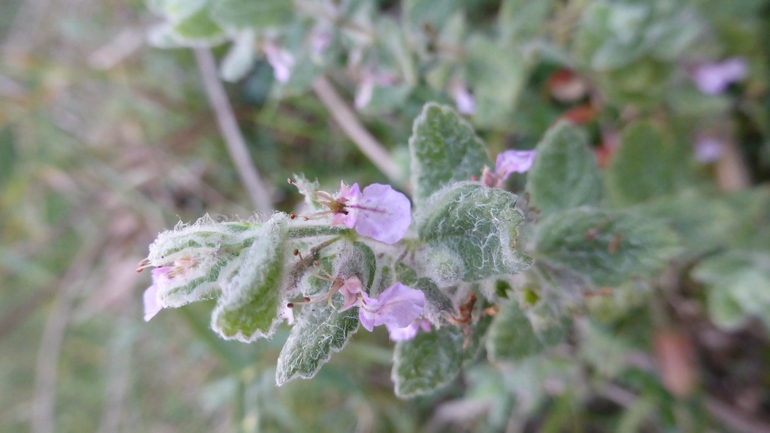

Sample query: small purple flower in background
[481,149,537,188]
[263,43,295,84]
[289,179,412,244]
[694,136,724,163]
[387,318,431,341]
[340,282,425,332]
[450,80,475,115]
[692,57,748,95]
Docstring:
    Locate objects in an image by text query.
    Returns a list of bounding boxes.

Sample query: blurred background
[1,0,769,432]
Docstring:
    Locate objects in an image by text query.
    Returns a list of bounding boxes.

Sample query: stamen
[136,258,151,273]
[286,303,294,308]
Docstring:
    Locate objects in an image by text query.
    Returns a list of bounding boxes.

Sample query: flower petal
[693,57,747,95]
[495,150,536,179]
[143,284,162,322]
[350,184,412,244]
[386,319,431,341]
[338,276,363,312]
[359,283,424,332]
[342,183,361,229]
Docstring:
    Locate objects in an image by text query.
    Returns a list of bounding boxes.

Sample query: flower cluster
[481,149,537,188]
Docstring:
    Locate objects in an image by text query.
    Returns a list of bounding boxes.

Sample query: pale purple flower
[290,179,412,244]
[495,150,537,177]
[264,43,295,84]
[143,267,171,321]
[311,30,332,55]
[693,57,748,95]
[694,137,724,163]
[387,318,431,341]
[334,183,412,244]
[481,149,537,188]
[352,283,424,332]
[450,81,475,115]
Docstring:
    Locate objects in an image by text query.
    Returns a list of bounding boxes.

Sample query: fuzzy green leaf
[535,208,680,287]
[526,121,602,215]
[275,297,360,385]
[392,326,462,398]
[417,182,532,281]
[211,215,288,342]
[408,103,489,203]
[147,219,261,308]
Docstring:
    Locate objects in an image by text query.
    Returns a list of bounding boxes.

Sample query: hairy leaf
[417,182,532,281]
[392,326,464,398]
[409,103,488,203]
[526,121,602,215]
[211,215,288,342]
[275,297,359,385]
[535,208,680,287]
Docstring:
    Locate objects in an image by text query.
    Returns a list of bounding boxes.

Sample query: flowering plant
[140,103,683,396]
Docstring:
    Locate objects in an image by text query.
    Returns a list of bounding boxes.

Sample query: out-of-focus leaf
[171,7,226,44]
[487,299,566,362]
[417,183,532,281]
[535,208,681,287]
[403,0,463,29]
[211,0,294,31]
[691,251,770,331]
[635,195,733,257]
[526,121,602,216]
[466,35,527,127]
[606,121,679,207]
[147,0,207,21]
[408,103,488,202]
[498,0,552,44]
[220,32,256,82]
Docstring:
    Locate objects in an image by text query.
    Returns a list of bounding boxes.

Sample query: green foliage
[408,103,489,203]
[466,35,527,127]
[10,0,770,429]
[211,215,288,342]
[417,183,532,281]
[392,325,465,397]
[211,0,293,31]
[692,251,770,331]
[526,121,602,215]
[535,208,681,287]
[606,121,680,207]
[276,299,360,385]
[487,299,566,362]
